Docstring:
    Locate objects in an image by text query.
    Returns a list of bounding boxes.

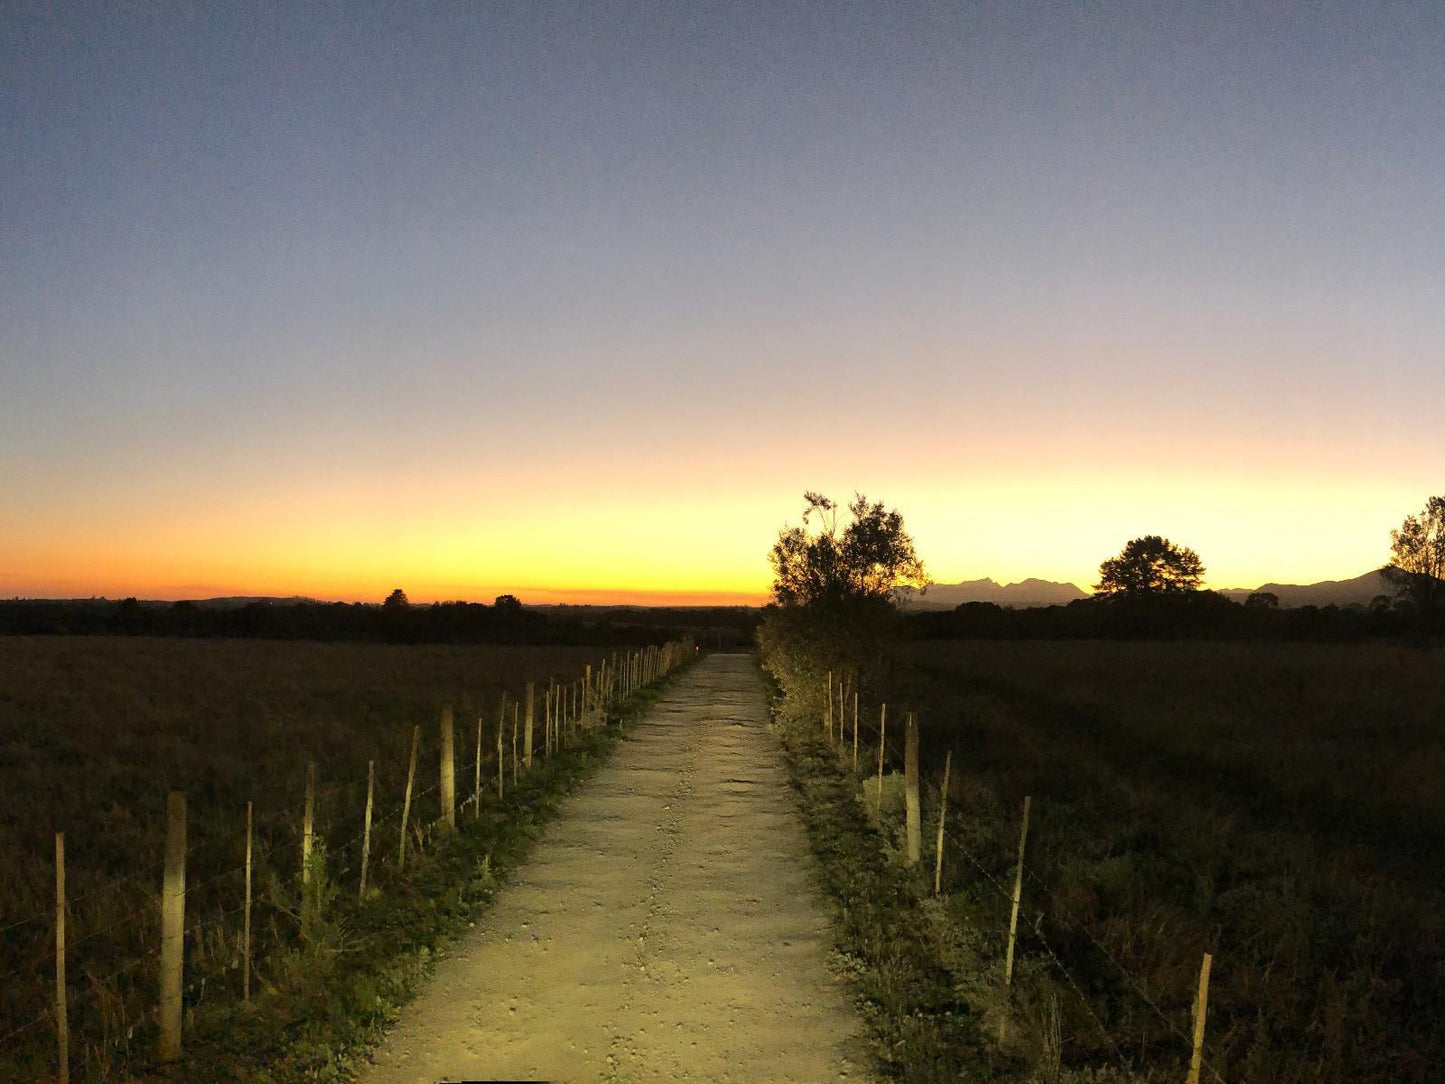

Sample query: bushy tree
[382,588,409,610]
[769,492,926,606]
[758,493,925,729]
[1383,495,1445,613]
[1094,536,1205,598]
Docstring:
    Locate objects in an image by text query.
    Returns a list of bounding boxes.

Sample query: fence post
[1004,795,1032,986]
[905,712,921,865]
[876,705,887,815]
[512,704,519,785]
[852,691,859,772]
[584,665,593,729]
[1188,953,1214,1084]
[497,695,506,798]
[359,764,374,899]
[244,800,253,999]
[159,790,186,1062]
[524,682,535,768]
[825,669,833,744]
[474,716,482,819]
[302,761,316,887]
[934,752,951,895]
[440,705,456,829]
[399,725,419,870]
[55,832,68,1084]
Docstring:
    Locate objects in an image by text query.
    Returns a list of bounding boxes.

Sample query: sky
[2,2,1442,604]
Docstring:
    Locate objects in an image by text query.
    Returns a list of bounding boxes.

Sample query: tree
[757,493,926,731]
[1383,495,1445,612]
[769,492,926,607]
[1245,591,1279,610]
[382,588,409,610]
[493,594,523,615]
[1094,536,1205,598]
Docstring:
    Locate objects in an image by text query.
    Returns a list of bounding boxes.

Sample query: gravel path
[354,652,873,1084]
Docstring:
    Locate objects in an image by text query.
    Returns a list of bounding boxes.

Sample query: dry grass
[0,635,622,1080]
[887,639,1445,1082]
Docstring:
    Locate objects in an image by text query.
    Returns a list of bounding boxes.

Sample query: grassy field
[0,636,639,1080]
[873,639,1445,1082]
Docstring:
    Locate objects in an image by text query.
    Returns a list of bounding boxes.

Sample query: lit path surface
[354,652,874,1084]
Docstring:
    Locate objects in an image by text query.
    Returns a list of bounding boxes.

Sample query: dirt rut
[354,652,872,1084]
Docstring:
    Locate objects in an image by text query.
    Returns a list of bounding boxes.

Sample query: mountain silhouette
[896,577,1088,610]
[1216,569,1396,609]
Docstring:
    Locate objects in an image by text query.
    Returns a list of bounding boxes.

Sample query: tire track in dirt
[353,652,873,1084]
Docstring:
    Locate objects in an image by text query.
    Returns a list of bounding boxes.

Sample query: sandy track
[353,652,872,1084]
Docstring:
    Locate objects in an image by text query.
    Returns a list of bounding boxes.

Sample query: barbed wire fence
[818,669,1226,1084]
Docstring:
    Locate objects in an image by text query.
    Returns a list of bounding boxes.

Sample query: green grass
[0,636,684,1081]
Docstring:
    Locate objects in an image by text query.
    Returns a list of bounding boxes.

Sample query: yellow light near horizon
[2,458,1422,603]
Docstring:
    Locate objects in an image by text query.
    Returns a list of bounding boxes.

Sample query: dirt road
[354,652,873,1084]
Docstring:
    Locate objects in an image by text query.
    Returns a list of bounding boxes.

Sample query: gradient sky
[3,2,1442,603]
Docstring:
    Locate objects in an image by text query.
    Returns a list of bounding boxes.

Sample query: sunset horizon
[5,4,1438,608]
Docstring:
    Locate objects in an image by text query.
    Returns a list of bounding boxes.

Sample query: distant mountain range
[899,569,1402,611]
[1215,569,1396,609]
[896,578,1088,610]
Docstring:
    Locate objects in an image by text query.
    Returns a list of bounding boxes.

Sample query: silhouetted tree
[1383,495,1445,613]
[757,493,926,729]
[1094,536,1205,598]
[1245,591,1279,610]
[493,594,523,615]
[768,492,926,607]
[382,588,409,611]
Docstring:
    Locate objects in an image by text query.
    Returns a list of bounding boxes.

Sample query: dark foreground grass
[0,636,689,1081]
[886,639,1445,1083]
[767,681,996,1083]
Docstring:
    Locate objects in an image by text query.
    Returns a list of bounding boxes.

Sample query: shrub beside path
[355,652,873,1084]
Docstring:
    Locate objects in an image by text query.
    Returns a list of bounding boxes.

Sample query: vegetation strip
[768,686,992,1084]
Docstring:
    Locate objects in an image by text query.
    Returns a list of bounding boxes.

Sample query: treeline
[0,597,758,646]
[902,592,1445,642]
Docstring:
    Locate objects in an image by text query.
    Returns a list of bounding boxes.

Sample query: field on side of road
[884,639,1445,1082]
[0,636,626,1079]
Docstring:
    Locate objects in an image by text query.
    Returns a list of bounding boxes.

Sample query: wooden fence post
[1188,953,1214,1084]
[876,705,887,815]
[474,716,482,819]
[55,832,68,1084]
[358,765,373,899]
[399,726,419,870]
[584,665,593,729]
[244,800,253,999]
[302,760,316,886]
[934,752,951,895]
[440,705,455,829]
[905,713,921,865]
[524,682,535,768]
[852,691,859,772]
[825,670,833,744]
[512,704,519,785]
[497,695,506,798]
[1004,795,1032,987]
[159,790,186,1062]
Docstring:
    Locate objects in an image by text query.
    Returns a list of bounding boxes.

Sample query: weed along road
[355,652,873,1084]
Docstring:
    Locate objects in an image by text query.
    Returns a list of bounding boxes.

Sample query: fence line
[819,683,1226,1083]
[5,638,695,1079]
